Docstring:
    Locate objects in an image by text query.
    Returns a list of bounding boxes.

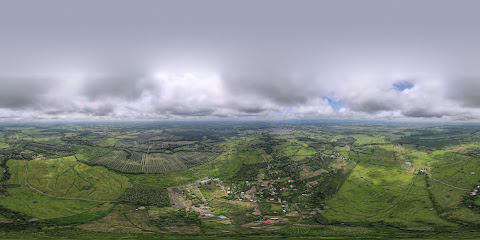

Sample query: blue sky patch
[325,98,344,112]
[393,80,414,91]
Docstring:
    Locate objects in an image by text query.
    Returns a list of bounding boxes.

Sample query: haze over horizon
[2,0,480,121]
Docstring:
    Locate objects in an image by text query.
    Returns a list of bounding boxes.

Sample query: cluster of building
[196,176,221,185]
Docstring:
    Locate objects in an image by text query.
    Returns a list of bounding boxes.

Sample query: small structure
[199,209,215,218]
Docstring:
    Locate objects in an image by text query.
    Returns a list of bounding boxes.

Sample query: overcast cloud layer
[1,0,480,121]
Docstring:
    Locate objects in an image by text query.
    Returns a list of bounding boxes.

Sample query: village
[163,175,307,227]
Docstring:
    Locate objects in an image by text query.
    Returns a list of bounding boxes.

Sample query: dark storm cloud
[0,1,480,120]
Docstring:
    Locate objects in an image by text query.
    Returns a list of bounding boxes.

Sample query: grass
[323,163,458,230]
[271,136,317,159]
[348,145,398,167]
[0,187,101,219]
[24,156,130,201]
[0,142,9,148]
[97,138,116,147]
[79,204,155,233]
[430,155,480,190]
[350,135,387,146]
[215,147,264,180]
[0,159,101,219]
[75,146,113,163]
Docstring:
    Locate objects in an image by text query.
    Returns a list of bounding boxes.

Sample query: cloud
[0,1,480,120]
[0,76,55,109]
[446,77,480,108]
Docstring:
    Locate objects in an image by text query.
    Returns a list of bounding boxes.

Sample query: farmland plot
[92,150,218,174]
[91,150,143,173]
[175,152,219,167]
[142,153,187,173]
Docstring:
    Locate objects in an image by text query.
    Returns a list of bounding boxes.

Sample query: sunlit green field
[323,163,457,230]
[24,156,130,201]
[0,160,102,219]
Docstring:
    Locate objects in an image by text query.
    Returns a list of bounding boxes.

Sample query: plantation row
[91,150,219,174]
[141,153,187,173]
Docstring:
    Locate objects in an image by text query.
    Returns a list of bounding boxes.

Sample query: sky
[1,0,480,121]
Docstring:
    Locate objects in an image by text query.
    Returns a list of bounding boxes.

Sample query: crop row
[91,151,219,174]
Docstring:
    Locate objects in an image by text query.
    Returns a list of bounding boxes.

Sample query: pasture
[323,163,458,229]
[25,156,130,201]
[0,159,102,219]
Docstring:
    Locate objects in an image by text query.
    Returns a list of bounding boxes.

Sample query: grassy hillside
[25,156,130,201]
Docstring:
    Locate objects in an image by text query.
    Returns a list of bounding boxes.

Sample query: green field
[22,156,130,201]
[0,159,102,219]
[0,122,480,239]
[323,163,457,230]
